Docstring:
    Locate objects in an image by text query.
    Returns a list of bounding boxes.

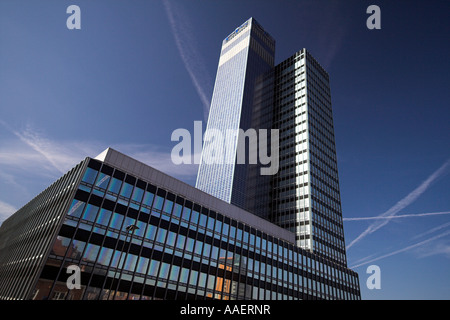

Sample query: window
[109,212,124,230]
[153,196,164,210]
[148,259,160,277]
[142,191,154,207]
[82,243,100,263]
[169,265,180,282]
[82,204,99,222]
[82,167,98,185]
[163,199,173,214]
[131,187,144,203]
[145,225,157,241]
[119,182,133,199]
[173,204,182,218]
[96,209,112,226]
[190,210,200,225]
[97,247,114,266]
[67,200,85,218]
[156,228,167,243]
[108,177,122,194]
[95,172,110,190]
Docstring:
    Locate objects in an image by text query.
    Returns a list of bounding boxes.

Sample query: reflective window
[124,254,138,272]
[83,243,100,263]
[108,177,122,194]
[148,259,160,277]
[145,225,157,241]
[156,228,167,243]
[97,247,114,266]
[96,209,112,226]
[181,207,191,221]
[68,240,86,260]
[82,204,99,222]
[95,172,110,189]
[190,210,199,225]
[142,191,154,207]
[82,167,98,185]
[163,199,173,214]
[51,236,71,257]
[173,204,182,218]
[131,187,144,203]
[169,265,180,282]
[166,231,177,247]
[109,212,124,230]
[158,262,170,280]
[176,234,186,250]
[136,257,149,274]
[153,196,164,210]
[199,214,207,227]
[67,200,85,218]
[180,268,190,284]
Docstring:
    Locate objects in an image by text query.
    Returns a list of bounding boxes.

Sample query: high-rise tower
[195,18,275,208]
[196,19,348,265]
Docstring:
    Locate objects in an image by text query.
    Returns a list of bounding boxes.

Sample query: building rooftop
[94,147,296,244]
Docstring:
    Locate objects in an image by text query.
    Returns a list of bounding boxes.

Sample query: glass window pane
[67,200,85,218]
[173,204,182,218]
[156,228,167,243]
[82,167,98,185]
[214,220,222,233]
[145,225,157,241]
[194,240,203,255]
[131,187,144,203]
[95,172,110,189]
[120,182,133,199]
[124,254,138,272]
[158,262,170,280]
[109,212,124,230]
[82,204,99,222]
[108,177,122,194]
[185,238,195,252]
[199,214,207,227]
[182,207,191,221]
[189,270,198,286]
[51,236,71,257]
[142,191,154,207]
[153,196,164,210]
[148,259,160,277]
[136,257,149,274]
[96,209,112,226]
[166,231,177,247]
[163,199,173,214]
[68,240,86,260]
[97,247,114,266]
[190,210,199,225]
[83,243,100,263]
[169,265,180,282]
[180,268,189,284]
[176,234,186,250]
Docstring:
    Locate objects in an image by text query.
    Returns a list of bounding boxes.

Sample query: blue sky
[0,0,449,300]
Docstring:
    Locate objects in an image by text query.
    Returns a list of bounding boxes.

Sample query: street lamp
[111,224,139,300]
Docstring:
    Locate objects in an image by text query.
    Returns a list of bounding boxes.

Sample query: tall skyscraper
[0,18,360,301]
[196,18,275,209]
[196,19,348,265]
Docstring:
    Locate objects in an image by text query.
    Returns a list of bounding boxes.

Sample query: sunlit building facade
[195,19,348,265]
[196,17,275,208]
[0,148,360,300]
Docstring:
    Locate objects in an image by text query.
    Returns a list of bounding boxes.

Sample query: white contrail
[343,211,450,221]
[412,221,450,240]
[346,158,450,250]
[350,229,450,269]
[162,0,212,121]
